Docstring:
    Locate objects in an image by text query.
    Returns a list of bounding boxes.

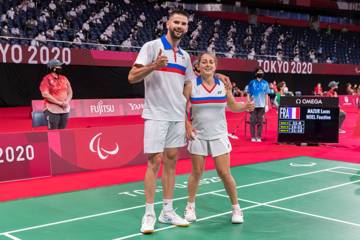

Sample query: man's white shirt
[134,35,194,121]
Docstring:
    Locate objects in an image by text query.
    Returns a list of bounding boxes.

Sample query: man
[128,9,194,234]
[247,67,270,142]
[39,59,72,130]
[326,81,346,133]
[129,10,231,234]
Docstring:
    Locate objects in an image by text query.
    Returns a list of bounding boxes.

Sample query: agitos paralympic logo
[89,133,119,160]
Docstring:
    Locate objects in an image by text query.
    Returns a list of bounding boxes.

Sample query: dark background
[0,63,359,107]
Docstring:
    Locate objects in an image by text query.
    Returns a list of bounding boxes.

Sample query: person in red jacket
[314,83,323,96]
[39,59,73,130]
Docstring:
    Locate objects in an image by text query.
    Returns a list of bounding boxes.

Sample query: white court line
[327,170,360,177]
[2,233,22,240]
[213,193,360,228]
[0,166,340,236]
[253,177,360,206]
[113,170,360,240]
[266,204,360,228]
[336,166,360,171]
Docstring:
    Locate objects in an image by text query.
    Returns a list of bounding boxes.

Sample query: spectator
[247,48,255,60]
[231,82,241,97]
[260,43,267,54]
[293,54,300,62]
[10,25,20,37]
[326,57,332,64]
[247,67,270,142]
[39,59,73,130]
[1,13,7,23]
[346,83,354,95]
[278,81,293,96]
[1,24,10,37]
[326,81,346,133]
[313,83,323,96]
[7,7,15,20]
[274,82,286,108]
[49,0,57,14]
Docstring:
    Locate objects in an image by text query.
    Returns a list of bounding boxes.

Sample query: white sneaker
[184,206,197,222]
[251,138,257,142]
[228,133,239,140]
[158,209,190,227]
[140,213,156,234]
[231,208,244,224]
[256,138,262,142]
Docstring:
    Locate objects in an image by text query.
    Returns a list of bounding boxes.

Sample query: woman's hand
[186,120,196,140]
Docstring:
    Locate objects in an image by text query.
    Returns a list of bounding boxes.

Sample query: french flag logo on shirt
[279,107,301,119]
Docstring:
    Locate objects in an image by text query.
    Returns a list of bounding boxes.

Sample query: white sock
[163,199,173,212]
[145,203,155,215]
[232,204,241,210]
[186,202,195,209]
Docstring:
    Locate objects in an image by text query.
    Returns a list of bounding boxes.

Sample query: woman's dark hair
[254,66,264,74]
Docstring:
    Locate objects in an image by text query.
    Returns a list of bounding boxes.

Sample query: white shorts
[144,119,186,154]
[188,136,232,157]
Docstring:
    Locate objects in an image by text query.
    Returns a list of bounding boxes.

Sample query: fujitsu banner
[32,96,357,119]
[1,44,359,76]
[0,132,51,182]
[32,98,144,117]
[48,125,189,175]
[32,98,247,118]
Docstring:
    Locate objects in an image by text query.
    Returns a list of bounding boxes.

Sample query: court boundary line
[212,193,360,228]
[112,168,360,240]
[336,166,360,171]
[2,233,21,240]
[113,174,360,240]
[0,166,341,237]
[1,165,359,239]
[327,169,360,177]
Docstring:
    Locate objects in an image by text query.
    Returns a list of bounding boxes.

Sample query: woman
[39,59,73,130]
[184,52,254,224]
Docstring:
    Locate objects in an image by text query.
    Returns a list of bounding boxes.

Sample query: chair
[244,112,267,138]
[32,111,48,128]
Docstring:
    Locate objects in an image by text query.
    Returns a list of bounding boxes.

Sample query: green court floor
[0,157,360,240]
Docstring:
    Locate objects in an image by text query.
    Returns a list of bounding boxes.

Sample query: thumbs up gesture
[153,49,168,69]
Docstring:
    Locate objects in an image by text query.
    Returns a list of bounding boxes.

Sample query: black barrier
[278,96,339,143]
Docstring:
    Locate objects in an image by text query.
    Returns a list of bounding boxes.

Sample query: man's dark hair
[169,9,190,19]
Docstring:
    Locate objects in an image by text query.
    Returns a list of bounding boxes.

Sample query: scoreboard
[278,96,339,143]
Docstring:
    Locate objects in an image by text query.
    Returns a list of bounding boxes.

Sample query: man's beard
[169,28,183,40]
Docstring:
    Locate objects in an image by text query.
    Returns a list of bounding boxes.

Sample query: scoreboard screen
[278,96,339,143]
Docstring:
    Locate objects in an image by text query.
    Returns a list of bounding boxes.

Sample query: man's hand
[215,73,231,90]
[246,100,255,112]
[153,49,168,69]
